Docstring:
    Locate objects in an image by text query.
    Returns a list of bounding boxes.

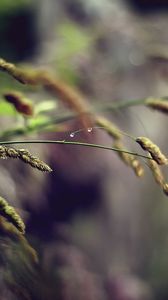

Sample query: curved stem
[0,139,151,160]
[0,97,163,140]
[95,98,145,112]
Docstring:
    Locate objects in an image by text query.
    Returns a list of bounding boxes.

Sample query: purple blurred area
[126,0,168,13]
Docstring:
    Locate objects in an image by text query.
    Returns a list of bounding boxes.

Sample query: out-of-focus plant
[54,21,92,83]
[0,58,168,298]
[1,58,168,219]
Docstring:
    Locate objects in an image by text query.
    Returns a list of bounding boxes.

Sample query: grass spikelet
[145,97,168,114]
[0,216,38,263]
[29,156,52,172]
[18,149,52,172]
[147,157,168,196]
[0,145,7,159]
[5,147,19,158]
[148,158,164,185]
[0,197,25,234]
[136,136,168,165]
[114,141,144,177]
[0,58,92,128]
[163,183,168,196]
[131,158,144,177]
[0,58,38,84]
[0,146,52,172]
[4,91,34,116]
[96,116,122,140]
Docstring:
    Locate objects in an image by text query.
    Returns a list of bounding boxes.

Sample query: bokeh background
[1,0,168,299]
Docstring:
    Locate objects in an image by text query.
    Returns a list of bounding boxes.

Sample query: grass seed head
[0,146,52,172]
[19,151,52,172]
[114,141,144,177]
[5,147,19,158]
[146,98,168,114]
[0,146,7,159]
[4,91,34,116]
[0,197,25,234]
[148,158,164,186]
[29,157,52,172]
[136,136,168,165]
[96,116,122,140]
[131,158,144,177]
[163,183,168,196]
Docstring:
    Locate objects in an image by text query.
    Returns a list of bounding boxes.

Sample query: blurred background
[1,0,168,299]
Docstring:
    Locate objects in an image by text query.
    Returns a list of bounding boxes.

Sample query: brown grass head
[162,183,168,196]
[0,145,7,159]
[0,58,39,84]
[0,58,92,128]
[145,97,168,114]
[148,158,164,186]
[136,136,168,165]
[114,141,144,177]
[96,116,122,140]
[0,197,25,234]
[4,91,34,116]
[0,146,52,172]
[18,149,52,172]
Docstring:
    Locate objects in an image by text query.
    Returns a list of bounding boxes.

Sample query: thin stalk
[0,97,161,140]
[1,96,168,141]
[95,98,145,112]
[0,139,151,160]
[0,112,75,140]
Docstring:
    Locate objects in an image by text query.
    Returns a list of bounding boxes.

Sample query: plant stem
[0,139,151,160]
[0,97,163,140]
[94,98,145,112]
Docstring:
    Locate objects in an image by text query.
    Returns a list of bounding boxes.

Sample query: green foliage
[0,100,16,116]
[0,0,31,13]
[55,21,92,83]
[35,100,57,115]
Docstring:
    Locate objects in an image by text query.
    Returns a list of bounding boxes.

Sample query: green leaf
[28,115,50,129]
[54,21,92,83]
[0,100,16,116]
[57,21,91,56]
[0,0,31,13]
[35,100,57,115]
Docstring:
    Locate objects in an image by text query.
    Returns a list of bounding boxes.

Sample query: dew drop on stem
[70,132,75,138]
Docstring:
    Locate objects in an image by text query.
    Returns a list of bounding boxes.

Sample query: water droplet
[87,127,92,133]
[70,132,75,138]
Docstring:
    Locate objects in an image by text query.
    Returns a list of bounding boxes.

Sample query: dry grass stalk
[95,116,122,140]
[4,91,34,116]
[114,141,144,177]
[0,197,25,234]
[145,97,168,114]
[39,73,92,127]
[136,136,168,165]
[0,58,38,84]
[0,146,52,172]
[0,58,92,128]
